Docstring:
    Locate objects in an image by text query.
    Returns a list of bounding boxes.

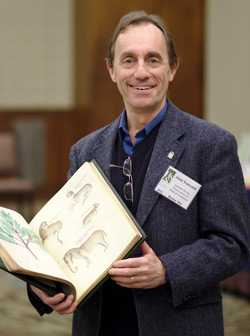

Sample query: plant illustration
[0,209,45,260]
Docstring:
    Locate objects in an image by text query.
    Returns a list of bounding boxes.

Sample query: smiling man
[28,11,250,336]
[107,23,178,124]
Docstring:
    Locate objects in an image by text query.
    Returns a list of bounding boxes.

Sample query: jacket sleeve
[67,142,81,179]
[27,144,80,315]
[27,285,53,316]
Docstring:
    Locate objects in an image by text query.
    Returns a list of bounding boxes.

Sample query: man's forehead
[118,22,163,39]
[114,23,168,57]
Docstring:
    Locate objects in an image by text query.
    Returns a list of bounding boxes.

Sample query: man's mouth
[129,85,153,90]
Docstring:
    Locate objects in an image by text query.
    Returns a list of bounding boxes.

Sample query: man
[29,11,250,336]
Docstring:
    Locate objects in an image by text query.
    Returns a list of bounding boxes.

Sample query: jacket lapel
[91,118,120,178]
[136,104,186,226]
[90,103,188,227]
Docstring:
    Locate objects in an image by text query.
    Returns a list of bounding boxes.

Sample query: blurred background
[0,0,250,335]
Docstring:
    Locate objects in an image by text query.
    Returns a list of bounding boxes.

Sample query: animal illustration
[39,220,63,245]
[67,183,92,208]
[82,203,99,225]
[63,230,109,272]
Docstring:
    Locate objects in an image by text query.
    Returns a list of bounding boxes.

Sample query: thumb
[140,241,153,256]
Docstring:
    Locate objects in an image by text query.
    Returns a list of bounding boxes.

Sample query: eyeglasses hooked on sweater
[109,157,133,202]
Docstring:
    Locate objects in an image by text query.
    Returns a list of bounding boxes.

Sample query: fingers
[111,274,144,289]
[140,241,153,255]
[49,295,78,315]
[30,285,78,315]
[112,241,154,269]
[30,285,54,301]
[109,243,166,289]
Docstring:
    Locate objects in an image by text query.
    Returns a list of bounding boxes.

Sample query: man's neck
[126,106,164,144]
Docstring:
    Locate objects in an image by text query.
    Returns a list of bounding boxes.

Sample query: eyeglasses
[109,157,133,202]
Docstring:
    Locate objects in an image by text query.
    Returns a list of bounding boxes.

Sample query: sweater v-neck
[110,121,161,216]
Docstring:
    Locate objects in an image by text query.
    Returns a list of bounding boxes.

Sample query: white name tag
[155,166,201,210]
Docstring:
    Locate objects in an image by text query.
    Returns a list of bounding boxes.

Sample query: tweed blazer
[32,101,250,336]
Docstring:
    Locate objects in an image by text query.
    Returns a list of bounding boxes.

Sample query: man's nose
[134,61,149,79]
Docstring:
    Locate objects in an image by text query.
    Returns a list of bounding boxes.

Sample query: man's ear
[169,58,179,82]
[106,59,117,83]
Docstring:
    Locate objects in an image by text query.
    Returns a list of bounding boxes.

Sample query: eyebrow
[146,52,163,60]
[120,51,163,61]
[120,51,136,60]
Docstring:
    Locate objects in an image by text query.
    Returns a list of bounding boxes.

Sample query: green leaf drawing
[0,209,45,260]
[0,233,16,244]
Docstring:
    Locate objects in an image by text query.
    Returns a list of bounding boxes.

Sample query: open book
[0,160,146,307]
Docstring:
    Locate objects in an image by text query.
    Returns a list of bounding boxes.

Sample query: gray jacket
[67,101,250,335]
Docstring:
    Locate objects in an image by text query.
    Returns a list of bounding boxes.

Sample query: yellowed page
[0,207,71,283]
[29,162,142,302]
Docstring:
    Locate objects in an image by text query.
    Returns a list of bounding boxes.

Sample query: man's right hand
[30,285,78,315]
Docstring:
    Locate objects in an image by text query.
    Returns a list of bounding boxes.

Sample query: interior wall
[0,0,204,198]
[0,0,75,197]
[0,0,74,109]
[204,0,250,142]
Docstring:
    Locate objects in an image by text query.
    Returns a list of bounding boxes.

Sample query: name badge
[155,166,201,210]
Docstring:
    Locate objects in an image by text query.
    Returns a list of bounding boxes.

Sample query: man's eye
[149,59,158,64]
[124,59,133,64]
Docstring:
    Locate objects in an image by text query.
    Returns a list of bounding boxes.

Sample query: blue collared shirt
[118,101,168,156]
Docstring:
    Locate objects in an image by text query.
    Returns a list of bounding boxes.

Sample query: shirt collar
[118,100,168,141]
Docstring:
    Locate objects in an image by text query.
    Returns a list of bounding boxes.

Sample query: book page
[29,161,142,301]
[0,207,70,283]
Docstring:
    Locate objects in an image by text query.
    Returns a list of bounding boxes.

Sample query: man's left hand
[109,241,166,289]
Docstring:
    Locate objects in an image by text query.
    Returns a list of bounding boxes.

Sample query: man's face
[107,23,178,116]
